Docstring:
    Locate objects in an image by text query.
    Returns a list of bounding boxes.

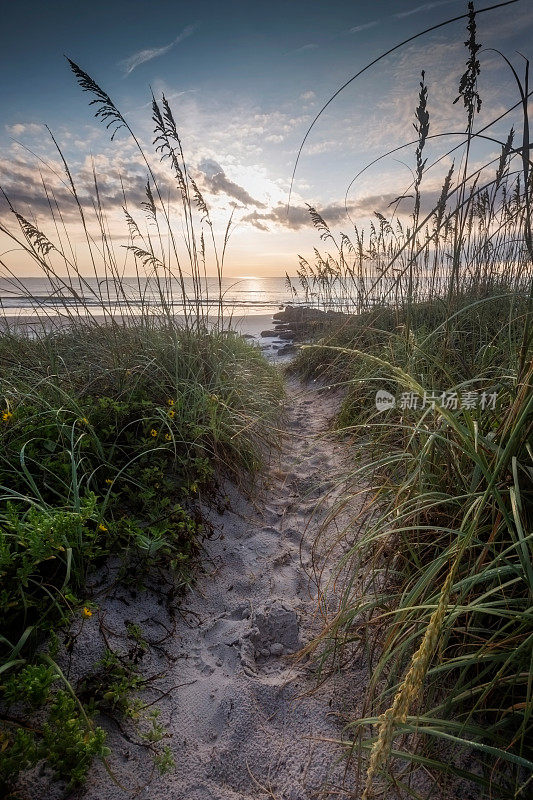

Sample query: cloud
[119,24,199,75]
[0,149,150,227]
[395,1,459,19]
[348,21,379,34]
[242,201,355,231]
[351,189,446,219]
[141,88,197,109]
[306,140,337,156]
[299,91,316,101]
[197,159,266,207]
[241,186,456,233]
[290,43,318,55]
[5,123,43,137]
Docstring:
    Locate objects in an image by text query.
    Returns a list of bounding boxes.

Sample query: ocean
[0,276,300,318]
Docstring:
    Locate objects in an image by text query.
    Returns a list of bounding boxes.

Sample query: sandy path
[72,377,364,800]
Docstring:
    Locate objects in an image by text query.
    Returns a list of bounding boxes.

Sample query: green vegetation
[291,3,532,798]
[0,60,282,795]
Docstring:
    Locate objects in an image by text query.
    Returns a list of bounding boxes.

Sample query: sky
[1,0,532,277]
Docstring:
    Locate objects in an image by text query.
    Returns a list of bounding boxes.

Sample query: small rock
[277,344,296,355]
[270,642,283,656]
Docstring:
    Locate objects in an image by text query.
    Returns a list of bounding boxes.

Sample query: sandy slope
[54,377,366,800]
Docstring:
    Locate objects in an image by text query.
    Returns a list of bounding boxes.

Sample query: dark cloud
[0,156,148,227]
[352,190,444,218]
[197,159,265,208]
[241,188,446,232]
[242,201,356,231]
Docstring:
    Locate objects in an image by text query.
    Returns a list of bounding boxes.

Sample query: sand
[0,312,275,339]
[22,376,369,800]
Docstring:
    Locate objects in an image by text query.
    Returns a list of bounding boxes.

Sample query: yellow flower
[105,478,113,485]
[82,607,93,618]
[167,398,175,406]
[164,433,172,441]
[150,429,158,437]
[98,523,108,532]
[190,483,198,493]
[80,417,89,425]
[168,409,175,418]
[2,411,13,422]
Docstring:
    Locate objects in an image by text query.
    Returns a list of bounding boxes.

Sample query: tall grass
[292,2,532,797]
[0,63,283,793]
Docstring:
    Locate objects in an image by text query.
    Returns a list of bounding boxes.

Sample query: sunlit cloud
[119,24,200,75]
[5,123,43,137]
[197,159,266,207]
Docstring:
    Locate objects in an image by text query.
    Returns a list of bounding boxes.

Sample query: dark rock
[272,306,351,341]
[277,343,296,355]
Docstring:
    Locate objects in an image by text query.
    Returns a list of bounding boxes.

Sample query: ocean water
[0,276,301,318]
[0,272,464,321]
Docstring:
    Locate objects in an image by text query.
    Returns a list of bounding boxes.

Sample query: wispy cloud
[141,88,197,109]
[289,43,318,55]
[120,24,199,76]
[348,20,379,34]
[395,1,459,19]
